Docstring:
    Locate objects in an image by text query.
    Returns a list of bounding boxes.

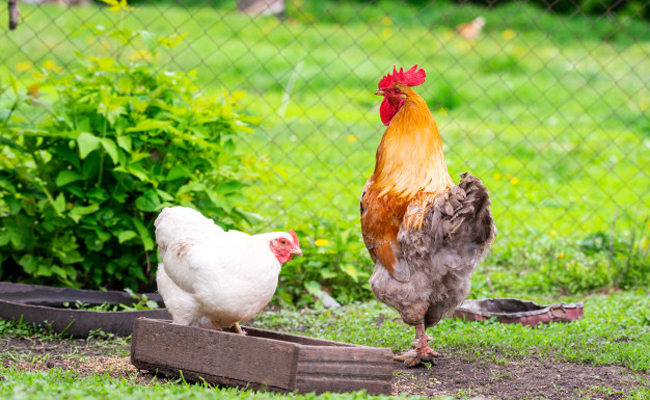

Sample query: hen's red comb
[378,64,426,89]
[288,230,299,247]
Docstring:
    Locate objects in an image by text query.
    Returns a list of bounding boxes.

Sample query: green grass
[254,291,650,374]
[1,1,649,298]
[0,367,411,400]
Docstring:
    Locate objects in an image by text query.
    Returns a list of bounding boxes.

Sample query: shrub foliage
[0,21,261,290]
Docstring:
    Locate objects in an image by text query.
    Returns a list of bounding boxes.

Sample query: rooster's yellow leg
[233,322,244,334]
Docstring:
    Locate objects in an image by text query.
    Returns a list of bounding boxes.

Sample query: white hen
[155,206,302,333]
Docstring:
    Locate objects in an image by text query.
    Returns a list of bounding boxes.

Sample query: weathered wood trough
[130,318,394,395]
[0,282,171,337]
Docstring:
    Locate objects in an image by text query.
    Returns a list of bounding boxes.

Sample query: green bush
[0,11,261,290]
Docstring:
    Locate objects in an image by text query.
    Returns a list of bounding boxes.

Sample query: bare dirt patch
[2,336,648,399]
[392,348,648,399]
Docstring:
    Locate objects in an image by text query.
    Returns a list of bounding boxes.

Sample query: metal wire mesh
[2,0,649,250]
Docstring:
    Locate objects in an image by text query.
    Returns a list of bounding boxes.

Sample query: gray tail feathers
[432,172,496,249]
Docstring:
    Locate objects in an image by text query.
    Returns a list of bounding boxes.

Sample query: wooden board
[130,318,393,394]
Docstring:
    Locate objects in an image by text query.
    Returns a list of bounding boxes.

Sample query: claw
[399,324,442,368]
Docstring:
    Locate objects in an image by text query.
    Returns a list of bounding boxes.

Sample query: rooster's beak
[290,247,303,256]
[375,89,385,96]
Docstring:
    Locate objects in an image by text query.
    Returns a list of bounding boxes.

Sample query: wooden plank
[243,326,358,347]
[298,346,394,364]
[131,318,298,391]
[294,345,393,394]
[295,376,392,395]
[130,318,394,395]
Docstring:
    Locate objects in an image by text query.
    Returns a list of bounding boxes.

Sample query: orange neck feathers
[372,88,454,199]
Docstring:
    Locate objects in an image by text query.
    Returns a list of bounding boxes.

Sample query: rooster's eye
[280,239,286,244]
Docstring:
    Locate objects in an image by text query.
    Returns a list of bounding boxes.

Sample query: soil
[1,336,648,399]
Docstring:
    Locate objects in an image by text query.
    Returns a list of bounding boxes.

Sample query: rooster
[360,65,496,367]
[155,206,302,333]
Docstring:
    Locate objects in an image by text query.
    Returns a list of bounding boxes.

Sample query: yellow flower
[639,101,648,111]
[180,193,194,203]
[557,253,565,258]
[502,29,516,41]
[32,71,46,80]
[382,28,392,38]
[438,107,448,116]
[510,177,519,185]
[381,16,393,26]
[43,60,61,72]
[314,239,329,247]
[493,173,501,180]
[346,135,358,143]
[101,0,134,13]
[550,230,557,237]
[16,61,33,72]
[129,50,152,61]
[505,173,512,180]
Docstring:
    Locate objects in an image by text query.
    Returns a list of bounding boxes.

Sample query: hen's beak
[290,247,303,256]
[375,89,385,96]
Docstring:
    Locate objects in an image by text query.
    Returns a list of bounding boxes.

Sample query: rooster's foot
[396,347,441,368]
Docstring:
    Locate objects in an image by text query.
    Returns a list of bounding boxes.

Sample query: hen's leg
[394,324,441,367]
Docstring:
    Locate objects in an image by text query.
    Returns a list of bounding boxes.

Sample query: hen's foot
[224,322,246,334]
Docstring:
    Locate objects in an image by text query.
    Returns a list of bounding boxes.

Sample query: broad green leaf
[240,115,263,125]
[8,74,18,95]
[86,188,109,203]
[0,231,10,246]
[18,254,37,274]
[82,153,100,179]
[133,219,154,251]
[55,170,84,187]
[231,90,246,102]
[53,193,66,214]
[58,251,83,265]
[68,203,100,223]
[135,189,161,212]
[117,230,138,244]
[341,263,359,282]
[117,135,132,152]
[126,119,171,132]
[100,137,119,164]
[77,132,100,159]
[305,281,322,297]
[217,180,245,194]
[320,270,338,279]
[156,189,174,201]
[165,165,191,181]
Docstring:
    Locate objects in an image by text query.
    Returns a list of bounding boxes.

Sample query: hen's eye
[280,239,286,244]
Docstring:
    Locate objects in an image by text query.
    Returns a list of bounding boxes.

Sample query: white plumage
[155,206,301,331]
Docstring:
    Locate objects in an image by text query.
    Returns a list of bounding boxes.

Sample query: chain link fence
[2,0,649,251]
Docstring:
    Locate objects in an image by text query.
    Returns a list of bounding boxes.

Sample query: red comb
[378,64,426,89]
[288,230,299,247]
